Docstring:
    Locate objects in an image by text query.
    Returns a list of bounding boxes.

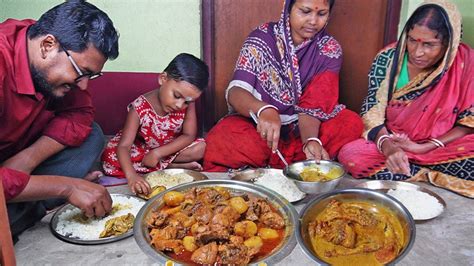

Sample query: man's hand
[66,179,112,218]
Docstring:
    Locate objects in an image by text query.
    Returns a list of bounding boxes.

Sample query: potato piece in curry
[147,187,286,265]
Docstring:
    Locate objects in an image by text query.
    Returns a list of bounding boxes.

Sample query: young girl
[101,53,209,195]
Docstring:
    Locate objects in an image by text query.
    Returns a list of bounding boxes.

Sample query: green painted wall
[399,0,474,46]
[0,0,202,72]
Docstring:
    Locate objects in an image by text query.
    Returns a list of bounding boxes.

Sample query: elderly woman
[203,0,363,171]
[338,0,473,197]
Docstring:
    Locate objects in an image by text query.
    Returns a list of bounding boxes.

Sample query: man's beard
[30,64,61,99]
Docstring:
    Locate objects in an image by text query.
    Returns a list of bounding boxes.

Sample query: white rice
[145,172,194,189]
[387,189,444,220]
[254,171,306,202]
[55,194,144,240]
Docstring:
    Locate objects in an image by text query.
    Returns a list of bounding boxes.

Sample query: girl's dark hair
[27,0,119,60]
[164,53,209,92]
[406,5,450,46]
[289,0,335,12]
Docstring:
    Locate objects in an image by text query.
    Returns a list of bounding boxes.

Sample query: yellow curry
[300,166,342,182]
[308,199,405,265]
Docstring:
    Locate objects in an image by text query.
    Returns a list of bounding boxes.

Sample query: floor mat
[98,175,128,187]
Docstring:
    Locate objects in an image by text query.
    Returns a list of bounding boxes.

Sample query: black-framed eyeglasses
[61,45,103,83]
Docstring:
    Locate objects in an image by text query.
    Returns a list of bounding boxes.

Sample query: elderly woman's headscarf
[389,0,462,95]
[362,0,463,138]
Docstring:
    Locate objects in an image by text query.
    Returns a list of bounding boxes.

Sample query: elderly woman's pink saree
[338,0,474,197]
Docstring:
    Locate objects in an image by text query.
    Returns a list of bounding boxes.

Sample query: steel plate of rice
[52,194,145,243]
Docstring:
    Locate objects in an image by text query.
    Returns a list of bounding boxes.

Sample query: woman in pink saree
[338,0,474,198]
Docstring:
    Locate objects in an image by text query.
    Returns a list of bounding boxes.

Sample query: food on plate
[138,185,167,200]
[145,171,194,189]
[308,199,404,265]
[146,187,286,265]
[258,228,279,240]
[163,191,185,206]
[253,171,305,202]
[387,189,444,220]
[55,195,144,240]
[99,213,135,238]
[229,196,249,214]
[300,166,341,182]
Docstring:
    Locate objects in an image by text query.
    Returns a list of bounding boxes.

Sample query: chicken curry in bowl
[134,180,298,265]
[298,188,415,266]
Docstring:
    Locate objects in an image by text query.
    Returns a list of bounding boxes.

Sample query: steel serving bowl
[283,160,345,194]
[134,179,298,265]
[297,188,416,265]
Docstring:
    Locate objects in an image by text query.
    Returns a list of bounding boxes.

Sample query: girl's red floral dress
[101,95,203,177]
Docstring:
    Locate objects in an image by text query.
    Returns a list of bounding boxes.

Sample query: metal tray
[230,168,306,203]
[134,179,298,265]
[50,194,145,245]
[355,180,446,221]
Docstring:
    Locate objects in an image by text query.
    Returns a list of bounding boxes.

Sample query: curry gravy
[309,200,405,266]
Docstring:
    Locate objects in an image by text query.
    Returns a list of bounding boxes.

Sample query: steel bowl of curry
[297,188,416,266]
[283,160,345,194]
[134,179,298,265]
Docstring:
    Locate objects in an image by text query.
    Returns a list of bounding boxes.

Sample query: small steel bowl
[283,160,345,194]
[134,179,298,265]
[297,188,416,265]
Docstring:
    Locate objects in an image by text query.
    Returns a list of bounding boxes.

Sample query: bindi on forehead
[411,37,441,44]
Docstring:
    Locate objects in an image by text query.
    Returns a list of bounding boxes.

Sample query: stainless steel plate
[134,179,298,265]
[144,168,208,187]
[50,194,145,245]
[139,169,209,200]
[231,168,306,203]
[355,180,446,221]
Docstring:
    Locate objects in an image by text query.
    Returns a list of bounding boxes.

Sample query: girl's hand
[127,174,151,195]
[142,148,162,168]
[303,141,329,162]
[257,108,281,151]
[382,142,411,176]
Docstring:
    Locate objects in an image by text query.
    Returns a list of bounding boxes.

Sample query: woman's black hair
[289,0,335,12]
[27,0,119,60]
[164,53,209,92]
[405,4,450,46]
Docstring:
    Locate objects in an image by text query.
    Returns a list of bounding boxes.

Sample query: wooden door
[201,0,400,133]
[201,0,282,132]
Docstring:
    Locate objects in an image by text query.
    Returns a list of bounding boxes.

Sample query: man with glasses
[0,0,119,242]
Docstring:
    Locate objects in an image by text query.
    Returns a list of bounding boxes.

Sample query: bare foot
[168,162,203,171]
[84,171,104,182]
